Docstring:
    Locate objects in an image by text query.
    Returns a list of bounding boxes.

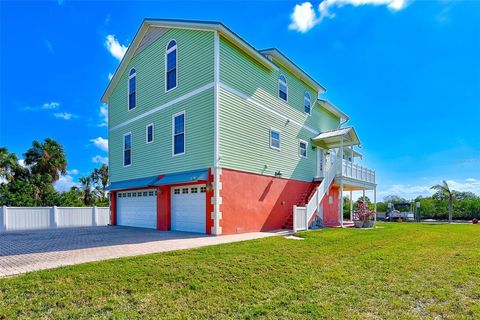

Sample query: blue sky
[1,0,479,199]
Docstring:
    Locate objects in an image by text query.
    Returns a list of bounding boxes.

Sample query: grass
[0,223,479,319]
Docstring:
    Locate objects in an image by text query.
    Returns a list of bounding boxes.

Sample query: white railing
[0,206,110,233]
[293,154,338,232]
[339,159,375,183]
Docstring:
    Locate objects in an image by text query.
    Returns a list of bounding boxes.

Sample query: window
[278,75,288,101]
[304,91,311,114]
[191,187,198,193]
[166,40,177,91]
[200,186,206,193]
[128,68,136,110]
[182,188,189,194]
[118,193,122,198]
[172,112,185,155]
[127,192,131,197]
[143,191,148,196]
[270,129,281,150]
[123,133,132,166]
[149,191,154,196]
[174,189,180,195]
[146,124,154,144]
[299,140,307,158]
[137,192,142,197]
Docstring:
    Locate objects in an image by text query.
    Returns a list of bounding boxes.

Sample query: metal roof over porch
[312,127,361,148]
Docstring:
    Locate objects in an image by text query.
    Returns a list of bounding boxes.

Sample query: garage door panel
[117,189,157,229]
[171,185,206,233]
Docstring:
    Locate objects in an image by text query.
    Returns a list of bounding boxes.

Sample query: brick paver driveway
[0,226,281,277]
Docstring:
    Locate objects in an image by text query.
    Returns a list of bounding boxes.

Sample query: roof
[105,169,209,191]
[259,48,326,94]
[317,99,350,122]
[312,127,361,148]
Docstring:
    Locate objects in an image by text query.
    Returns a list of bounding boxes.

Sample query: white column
[212,30,222,235]
[340,180,344,227]
[374,187,377,222]
[350,190,353,221]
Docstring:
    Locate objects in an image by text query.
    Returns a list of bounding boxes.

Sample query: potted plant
[354,200,376,228]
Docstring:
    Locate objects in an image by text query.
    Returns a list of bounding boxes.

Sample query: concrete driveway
[0,226,283,277]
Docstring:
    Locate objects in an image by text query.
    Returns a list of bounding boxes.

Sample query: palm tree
[431,180,454,223]
[91,164,109,198]
[0,147,18,182]
[24,138,67,182]
[79,176,96,206]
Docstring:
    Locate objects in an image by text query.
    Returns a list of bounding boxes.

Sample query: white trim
[128,68,136,111]
[123,132,132,167]
[299,139,308,158]
[304,91,311,115]
[219,82,318,135]
[269,128,281,151]
[110,82,214,131]
[278,74,288,102]
[165,39,178,93]
[212,30,222,235]
[172,111,186,156]
[146,123,154,144]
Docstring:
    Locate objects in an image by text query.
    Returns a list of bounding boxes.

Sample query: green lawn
[1,223,479,319]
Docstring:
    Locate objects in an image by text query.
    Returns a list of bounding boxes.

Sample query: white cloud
[91,137,108,152]
[105,35,128,61]
[289,2,319,33]
[42,102,60,109]
[446,179,480,196]
[108,73,114,81]
[67,169,79,175]
[53,112,73,120]
[92,155,109,164]
[378,178,480,201]
[18,159,27,168]
[290,0,411,32]
[98,104,108,127]
[54,175,78,192]
[319,0,409,19]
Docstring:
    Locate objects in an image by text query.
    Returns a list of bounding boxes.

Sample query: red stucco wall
[321,185,340,226]
[220,169,311,234]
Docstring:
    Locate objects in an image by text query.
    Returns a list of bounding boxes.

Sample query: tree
[24,138,67,182]
[92,164,108,198]
[79,176,98,206]
[431,180,454,223]
[0,147,19,182]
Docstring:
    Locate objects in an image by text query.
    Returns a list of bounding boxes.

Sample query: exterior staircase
[282,180,320,229]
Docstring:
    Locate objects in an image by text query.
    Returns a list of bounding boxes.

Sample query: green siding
[108,28,214,183]
[218,36,340,182]
[109,29,214,128]
[109,89,214,183]
[219,37,340,133]
[219,88,316,182]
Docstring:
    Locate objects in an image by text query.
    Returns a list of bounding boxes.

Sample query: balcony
[337,159,376,184]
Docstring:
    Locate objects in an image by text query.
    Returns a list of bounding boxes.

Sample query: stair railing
[293,153,339,232]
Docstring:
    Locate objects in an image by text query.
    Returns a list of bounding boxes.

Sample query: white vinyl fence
[0,206,110,233]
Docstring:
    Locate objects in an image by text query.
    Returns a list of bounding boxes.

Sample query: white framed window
[270,129,281,150]
[146,123,154,144]
[123,132,132,167]
[278,74,288,101]
[172,111,185,156]
[200,186,206,193]
[128,68,136,110]
[165,40,177,92]
[299,140,307,158]
[304,91,311,115]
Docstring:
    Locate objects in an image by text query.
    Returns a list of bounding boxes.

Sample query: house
[103,18,377,235]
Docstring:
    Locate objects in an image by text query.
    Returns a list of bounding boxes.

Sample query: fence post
[93,206,98,226]
[1,205,6,232]
[293,205,297,232]
[51,206,58,228]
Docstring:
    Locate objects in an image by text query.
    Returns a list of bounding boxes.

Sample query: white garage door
[171,184,206,233]
[117,189,157,229]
